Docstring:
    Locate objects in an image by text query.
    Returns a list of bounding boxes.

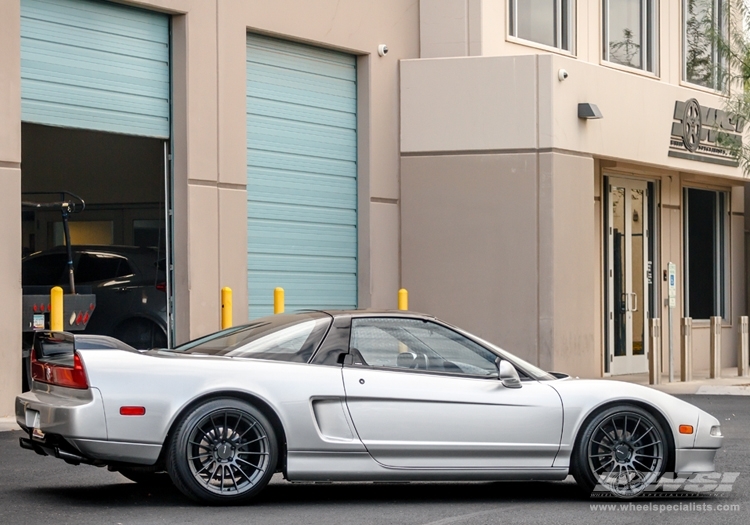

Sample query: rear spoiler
[34,331,138,361]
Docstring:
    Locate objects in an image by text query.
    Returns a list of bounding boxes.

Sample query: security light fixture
[578,103,603,120]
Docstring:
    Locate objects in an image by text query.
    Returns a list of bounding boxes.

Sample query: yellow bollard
[50,286,63,332]
[398,288,408,311]
[274,287,285,314]
[221,287,233,329]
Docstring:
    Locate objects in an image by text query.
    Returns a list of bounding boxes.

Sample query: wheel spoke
[594,457,615,473]
[635,440,661,451]
[236,420,258,442]
[204,463,220,486]
[195,460,213,477]
[633,458,656,471]
[210,415,221,441]
[631,425,654,445]
[591,439,613,450]
[228,465,239,492]
[234,462,254,483]
[237,457,264,471]
[631,417,641,438]
[189,441,211,450]
[240,434,267,446]
[236,451,269,456]
[223,412,229,441]
[188,453,210,460]
[220,464,226,492]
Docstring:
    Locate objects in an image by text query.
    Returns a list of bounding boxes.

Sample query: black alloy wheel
[572,405,669,498]
[167,398,278,504]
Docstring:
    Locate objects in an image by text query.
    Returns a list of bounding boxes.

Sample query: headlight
[710,425,723,437]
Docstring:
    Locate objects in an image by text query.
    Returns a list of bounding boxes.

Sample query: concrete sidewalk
[610,367,750,395]
[0,416,20,432]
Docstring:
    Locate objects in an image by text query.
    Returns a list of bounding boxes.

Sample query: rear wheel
[571,405,669,498]
[167,398,278,505]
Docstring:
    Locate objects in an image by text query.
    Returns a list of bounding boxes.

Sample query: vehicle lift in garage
[21,191,96,391]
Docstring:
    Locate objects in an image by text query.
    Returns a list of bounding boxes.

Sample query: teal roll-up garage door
[21,0,169,138]
[246,33,357,319]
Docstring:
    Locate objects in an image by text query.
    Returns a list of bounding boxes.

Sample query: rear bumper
[16,384,107,440]
[16,385,161,465]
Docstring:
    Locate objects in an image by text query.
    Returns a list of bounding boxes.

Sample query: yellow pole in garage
[274,287,285,314]
[50,286,63,332]
[398,288,408,311]
[221,287,233,329]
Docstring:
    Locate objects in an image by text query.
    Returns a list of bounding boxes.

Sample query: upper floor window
[509,0,573,52]
[603,0,657,72]
[684,0,725,90]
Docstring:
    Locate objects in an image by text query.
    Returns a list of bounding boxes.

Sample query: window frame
[345,316,555,381]
[682,0,726,91]
[508,0,574,53]
[602,0,658,74]
[347,317,499,379]
[682,187,730,321]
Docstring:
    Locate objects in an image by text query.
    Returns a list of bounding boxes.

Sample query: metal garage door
[246,33,357,319]
[21,0,169,138]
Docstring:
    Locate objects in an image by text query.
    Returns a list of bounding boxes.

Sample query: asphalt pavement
[1,395,748,525]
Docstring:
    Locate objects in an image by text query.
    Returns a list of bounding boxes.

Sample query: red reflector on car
[120,406,146,416]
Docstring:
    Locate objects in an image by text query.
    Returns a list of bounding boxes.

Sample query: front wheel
[167,398,278,505]
[571,405,669,498]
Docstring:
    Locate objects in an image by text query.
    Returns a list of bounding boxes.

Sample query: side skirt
[286,451,569,482]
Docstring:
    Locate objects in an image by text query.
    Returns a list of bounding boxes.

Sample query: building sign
[668,98,743,167]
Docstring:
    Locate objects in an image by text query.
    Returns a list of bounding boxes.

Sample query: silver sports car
[16,310,723,504]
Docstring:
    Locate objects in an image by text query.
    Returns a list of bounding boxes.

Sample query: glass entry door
[607,177,649,375]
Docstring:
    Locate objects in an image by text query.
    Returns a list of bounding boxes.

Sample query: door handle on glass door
[631,293,638,312]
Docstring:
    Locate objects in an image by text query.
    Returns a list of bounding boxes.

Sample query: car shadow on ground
[10,476,693,508]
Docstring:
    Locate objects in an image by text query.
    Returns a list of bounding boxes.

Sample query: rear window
[22,254,67,286]
[171,313,331,364]
[76,253,133,283]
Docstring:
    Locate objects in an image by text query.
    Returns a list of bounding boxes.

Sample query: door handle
[621,293,629,313]
[631,293,638,312]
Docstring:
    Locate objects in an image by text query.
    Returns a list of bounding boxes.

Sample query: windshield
[169,312,331,364]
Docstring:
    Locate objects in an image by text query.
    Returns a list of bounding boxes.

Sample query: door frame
[604,174,658,375]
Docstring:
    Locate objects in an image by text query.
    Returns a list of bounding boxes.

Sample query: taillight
[156,281,167,292]
[30,349,89,390]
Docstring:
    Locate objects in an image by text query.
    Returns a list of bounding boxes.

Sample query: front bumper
[674,448,719,474]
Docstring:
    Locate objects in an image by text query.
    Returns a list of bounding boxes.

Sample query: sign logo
[681,99,702,152]
[669,99,743,167]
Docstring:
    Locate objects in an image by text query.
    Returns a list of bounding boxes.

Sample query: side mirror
[496,358,522,388]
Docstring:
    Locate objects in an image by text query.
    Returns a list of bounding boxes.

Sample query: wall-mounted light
[578,103,603,120]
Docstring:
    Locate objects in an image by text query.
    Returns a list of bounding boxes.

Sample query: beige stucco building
[0,0,747,416]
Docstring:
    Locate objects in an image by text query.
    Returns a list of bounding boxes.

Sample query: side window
[350,318,498,377]
[22,254,68,286]
[76,253,129,283]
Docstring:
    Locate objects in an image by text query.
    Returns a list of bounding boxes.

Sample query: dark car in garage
[22,245,168,349]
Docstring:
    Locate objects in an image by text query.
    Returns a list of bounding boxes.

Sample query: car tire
[571,404,669,498]
[167,398,278,505]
